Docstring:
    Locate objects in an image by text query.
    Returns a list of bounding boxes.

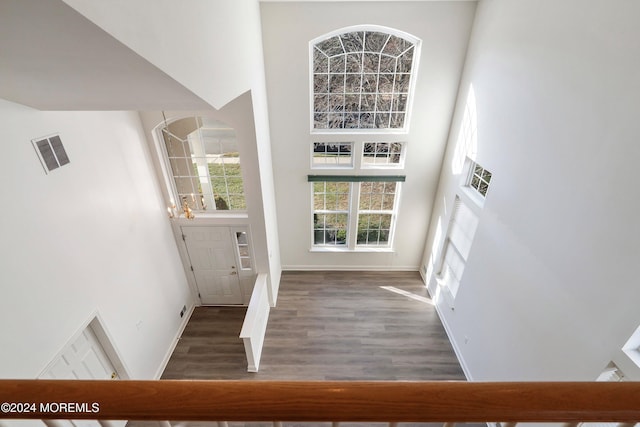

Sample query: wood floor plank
[137,273,473,427]
[161,271,465,381]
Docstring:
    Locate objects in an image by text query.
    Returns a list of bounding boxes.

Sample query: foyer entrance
[181,226,243,305]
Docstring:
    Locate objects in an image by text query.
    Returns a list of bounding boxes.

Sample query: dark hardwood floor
[161,271,465,381]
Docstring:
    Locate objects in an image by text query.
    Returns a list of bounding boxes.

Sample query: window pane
[164,117,246,212]
[329,55,346,73]
[345,74,361,93]
[395,74,411,93]
[471,175,480,190]
[313,213,348,245]
[312,142,353,168]
[382,193,395,210]
[345,53,362,73]
[358,181,397,211]
[379,56,396,73]
[329,94,345,113]
[312,178,400,248]
[389,112,405,128]
[362,142,403,167]
[364,31,389,52]
[329,74,345,93]
[228,195,246,210]
[382,35,411,56]
[340,32,364,53]
[467,161,493,198]
[164,132,187,157]
[397,47,414,73]
[362,74,377,93]
[214,196,230,210]
[313,48,328,73]
[236,232,248,245]
[313,183,350,246]
[316,36,343,57]
[357,213,392,246]
[314,113,328,128]
[175,177,196,194]
[362,53,380,73]
[312,29,416,130]
[314,75,329,93]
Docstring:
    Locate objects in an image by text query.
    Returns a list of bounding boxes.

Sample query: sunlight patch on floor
[380,286,434,305]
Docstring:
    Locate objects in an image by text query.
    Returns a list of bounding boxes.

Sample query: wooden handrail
[1,380,640,422]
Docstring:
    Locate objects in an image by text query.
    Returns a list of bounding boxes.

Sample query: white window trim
[361,141,407,169]
[309,24,421,135]
[460,158,490,209]
[310,141,355,169]
[153,116,249,218]
[310,180,401,251]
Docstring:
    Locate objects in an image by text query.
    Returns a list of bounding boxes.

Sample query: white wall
[260,1,476,270]
[422,0,640,380]
[62,0,264,111]
[63,0,282,299]
[0,99,192,379]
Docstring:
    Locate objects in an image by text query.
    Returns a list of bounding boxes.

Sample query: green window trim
[307,175,405,182]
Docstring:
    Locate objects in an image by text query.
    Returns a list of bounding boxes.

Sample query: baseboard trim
[153,304,195,380]
[433,301,474,381]
[282,265,419,271]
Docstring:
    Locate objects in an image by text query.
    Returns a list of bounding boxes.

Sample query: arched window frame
[309,25,421,134]
[154,115,248,216]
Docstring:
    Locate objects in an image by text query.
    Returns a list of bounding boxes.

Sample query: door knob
[231,271,237,275]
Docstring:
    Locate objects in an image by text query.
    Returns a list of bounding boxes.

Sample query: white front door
[42,326,120,427]
[182,226,243,305]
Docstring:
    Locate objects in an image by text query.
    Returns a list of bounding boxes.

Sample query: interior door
[182,226,243,305]
[42,326,120,427]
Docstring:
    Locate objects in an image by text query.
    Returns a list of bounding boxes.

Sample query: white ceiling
[0,0,212,110]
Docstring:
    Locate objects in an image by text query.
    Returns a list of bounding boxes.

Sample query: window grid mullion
[348,182,359,248]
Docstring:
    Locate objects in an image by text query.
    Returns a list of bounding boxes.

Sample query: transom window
[311,27,419,131]
[362,142,404,167]
[162,117,246,212]
[312,142,353,168]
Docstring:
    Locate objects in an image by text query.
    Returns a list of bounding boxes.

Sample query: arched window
[311,26,419,131]
[161,116,246,212]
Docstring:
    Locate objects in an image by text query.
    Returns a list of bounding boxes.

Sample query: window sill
[310,246,395,253]
[458,186,485,211]
[169,212,250,225]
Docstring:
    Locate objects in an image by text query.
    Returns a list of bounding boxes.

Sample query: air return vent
[32,134,70,173]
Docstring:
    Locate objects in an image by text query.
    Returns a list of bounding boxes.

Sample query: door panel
[182,226,243,305]
[42,326,122,427]
[43,328,115,380]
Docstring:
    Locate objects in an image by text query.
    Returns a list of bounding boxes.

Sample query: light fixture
[182,196,195,220]
[167,200,177,219]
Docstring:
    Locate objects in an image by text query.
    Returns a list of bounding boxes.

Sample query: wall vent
[32,134,70,173]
